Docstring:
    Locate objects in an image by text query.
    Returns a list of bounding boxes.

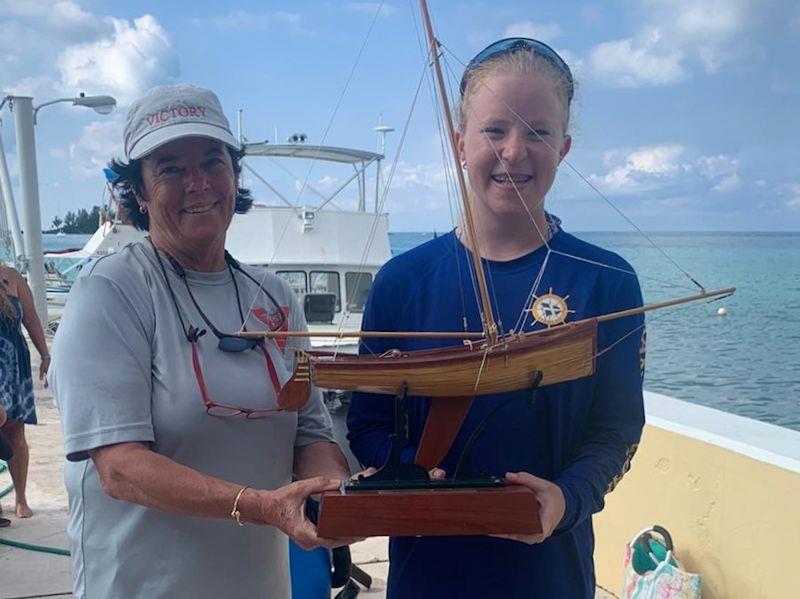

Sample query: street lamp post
[2,93,117,325]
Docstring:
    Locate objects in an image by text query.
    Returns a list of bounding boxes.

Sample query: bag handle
[648,525,674,552]
[631,524,674,552]
[632,524,677,571]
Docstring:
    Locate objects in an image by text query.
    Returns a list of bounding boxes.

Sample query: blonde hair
[457,49,574,134]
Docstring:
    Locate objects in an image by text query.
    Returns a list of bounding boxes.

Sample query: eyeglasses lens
[206,404,243,417]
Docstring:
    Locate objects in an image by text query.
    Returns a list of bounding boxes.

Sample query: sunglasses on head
[459,37,574,102]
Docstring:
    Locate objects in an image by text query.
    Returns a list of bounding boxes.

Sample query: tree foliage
[47,205,115,234]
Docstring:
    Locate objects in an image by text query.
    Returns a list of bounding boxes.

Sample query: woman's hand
[39,356,50,387]
[492,471,566,545]
[257,476,363,550]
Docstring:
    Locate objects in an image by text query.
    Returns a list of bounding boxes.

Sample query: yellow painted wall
[594,424,800,599]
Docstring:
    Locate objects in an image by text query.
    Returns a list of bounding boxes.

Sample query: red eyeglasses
[187,326,283,419]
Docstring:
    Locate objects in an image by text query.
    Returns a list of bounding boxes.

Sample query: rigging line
[291,0,385,209]
[334,47,434,357]
[441,54,493,332]
[427,66,470,329]
[237,2,386,332]
[440,126,470,331]
[513,248,552,334]
[440,49,551,253]
[548,249,698,292]
[441,57,555,253]
[444,54,547,333]
[409,8,481,329]
[433,52,484,326]
[429,50,473,330]
[444,55,550,332]
[438,43,705,292]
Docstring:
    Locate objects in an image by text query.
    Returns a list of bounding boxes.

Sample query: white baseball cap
[124,84,240,160]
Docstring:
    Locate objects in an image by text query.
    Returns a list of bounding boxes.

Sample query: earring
[139,204,147,214]
[461,160,467,170]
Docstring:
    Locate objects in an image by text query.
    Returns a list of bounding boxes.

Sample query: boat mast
[419,0,498,343]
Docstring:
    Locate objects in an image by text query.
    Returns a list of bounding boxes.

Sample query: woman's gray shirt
[50,242,334,598]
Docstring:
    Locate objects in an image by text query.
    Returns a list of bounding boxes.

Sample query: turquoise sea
[390,231,800,433]
[41,232,800,432]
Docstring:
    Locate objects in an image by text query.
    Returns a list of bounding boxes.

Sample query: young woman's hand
[492,471,566,545]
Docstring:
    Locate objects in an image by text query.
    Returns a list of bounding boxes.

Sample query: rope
[239,0,388,327]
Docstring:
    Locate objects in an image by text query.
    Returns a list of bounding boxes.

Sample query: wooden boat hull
[309,318,597,396]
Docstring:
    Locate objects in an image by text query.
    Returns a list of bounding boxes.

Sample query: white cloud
[587,0,756,87]
[591,145,746,196]
[45,1,108,42]
[382,161,451,214]
[58,15,179,106]
[68,118,124,179]
[589,30,686,87]
[502,21,562,43]
[591,144,688,192]
[696,155,742,192]
[711,174,741,193]
[782,183,800,209]
[1,6,178,106]
[625,145,685,175]
[389,162,448,190]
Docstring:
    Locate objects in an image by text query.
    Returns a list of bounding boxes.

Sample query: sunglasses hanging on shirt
[149,237,286,353]
[148,238,287,417]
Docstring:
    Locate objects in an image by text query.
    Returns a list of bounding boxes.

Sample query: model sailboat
[241,1,735,411]
[238,0,736,538]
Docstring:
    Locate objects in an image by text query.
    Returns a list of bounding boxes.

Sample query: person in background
[50,83,358,599]
[1,263,49,520]
[347,38,646,598]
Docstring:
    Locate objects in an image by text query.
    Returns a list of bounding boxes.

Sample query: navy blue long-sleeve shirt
[347,226,645,598]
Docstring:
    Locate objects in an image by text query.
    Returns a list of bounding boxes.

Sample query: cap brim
[128,122,241,160]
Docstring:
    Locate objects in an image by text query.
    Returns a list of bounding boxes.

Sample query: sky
[1,0,799,232]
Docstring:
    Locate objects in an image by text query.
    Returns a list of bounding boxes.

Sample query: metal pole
[11,97,48,324]
[373,124,393,213]
[0,125,24,263]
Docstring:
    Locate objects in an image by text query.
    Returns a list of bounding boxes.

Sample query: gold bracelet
[231,486,249,527]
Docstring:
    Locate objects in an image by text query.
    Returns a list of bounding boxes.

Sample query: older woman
[50,84,356,598]
[1,262,49,520]
[347,39,646,598]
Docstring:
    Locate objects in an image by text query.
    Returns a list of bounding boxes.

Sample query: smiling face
[457,69,571,225]
[139,137,236,264]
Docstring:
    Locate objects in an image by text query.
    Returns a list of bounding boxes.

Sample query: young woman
[348,39,646,598]
[0,263,49,519]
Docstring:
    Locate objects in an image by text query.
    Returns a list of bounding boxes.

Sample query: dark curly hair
[108,146,253,230]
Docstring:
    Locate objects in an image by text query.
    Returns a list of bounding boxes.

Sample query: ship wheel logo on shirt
[530,288,574,328]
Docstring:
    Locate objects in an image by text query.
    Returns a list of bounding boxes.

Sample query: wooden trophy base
[317,483,541,537]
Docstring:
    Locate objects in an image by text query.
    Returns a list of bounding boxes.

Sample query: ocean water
[390,231,800,433]
[40,232,799,432]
